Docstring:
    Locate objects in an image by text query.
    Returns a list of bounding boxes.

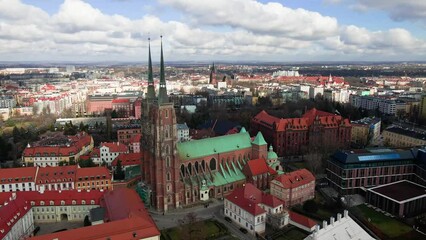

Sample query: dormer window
[50,201,54,205]
[40,201,45,206]
[91,200,95,205]
[61,200,65,206]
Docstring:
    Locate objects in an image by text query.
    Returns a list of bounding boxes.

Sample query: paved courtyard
[36,221,84,236]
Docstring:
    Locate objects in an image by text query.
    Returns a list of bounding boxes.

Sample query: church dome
[267,145,278,160]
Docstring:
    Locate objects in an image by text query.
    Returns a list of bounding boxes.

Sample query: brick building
[117,128,142,144]
[270,169,315,207]
[251,108,351,156]
[140,39,279,212]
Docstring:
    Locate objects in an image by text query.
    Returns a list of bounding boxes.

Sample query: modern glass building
[326,147,426,194]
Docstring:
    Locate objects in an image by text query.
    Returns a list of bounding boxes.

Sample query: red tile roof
[112,98,130,104]
[36,165,77,184]
[75,167,111,180]
[244,158,276,176]
[226,186,266,216]
[0,193,31,240]
[30,215,159,240]
[253,108,350,132]
[18,189,104,206]
[274,169,315,189]
[0,167,37,183]
[101,142,128,153]
[261,194,284,208]
[23,132,92,157]
[111,153,141,166]
[226,183,284,215]
[289,210,317,228]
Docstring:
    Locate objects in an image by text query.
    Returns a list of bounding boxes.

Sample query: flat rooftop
[369,180,426,202]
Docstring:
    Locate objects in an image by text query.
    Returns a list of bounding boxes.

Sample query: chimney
[337,213,342,221]
[315,225,320,232]
[11,192,16,200]
[344,210,348,218]
[330,217,335,226]
[322,220,327,229]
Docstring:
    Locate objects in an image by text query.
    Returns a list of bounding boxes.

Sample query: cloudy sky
[0,0,425,62]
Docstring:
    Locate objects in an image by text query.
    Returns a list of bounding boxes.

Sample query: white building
[0,193,34,240]
[0,168,37,193]
[304,210,374,240]
[309,86,324,99]
[224,183,288,236]
[176,123,190,142]
[99,142,128,166]
[350,95,400,116]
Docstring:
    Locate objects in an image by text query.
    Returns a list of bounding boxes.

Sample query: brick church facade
[251,108,351,157]
[140,39,277,212]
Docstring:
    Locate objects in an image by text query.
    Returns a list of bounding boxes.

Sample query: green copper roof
[267,146,278,159]
[158,36,168,104]
[240,127,247,133]
[252,131,267,146]
[147,38,155,99]
[177,132,252,161]
[211,161,245,187]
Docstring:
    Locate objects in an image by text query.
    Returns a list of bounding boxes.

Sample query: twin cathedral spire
[146,36,168,104]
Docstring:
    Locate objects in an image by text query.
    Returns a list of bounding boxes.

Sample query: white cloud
[0,0,424,61]
[158,0,339,40]
[352,0,426,22]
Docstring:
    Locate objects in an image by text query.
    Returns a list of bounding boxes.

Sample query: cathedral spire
[158,36,168,104]
[147,37,156,99]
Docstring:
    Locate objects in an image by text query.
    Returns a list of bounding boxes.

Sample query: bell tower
[141,37,182,212]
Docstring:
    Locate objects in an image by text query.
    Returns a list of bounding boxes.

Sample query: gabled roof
[261,194,284,208]
[0,167,37,183]
[252,131,267,145]
[225,184,265,216]
[244,158,275,176]
[0,193,31,240]
[112,153,141,166]
[273,169,315,189]
[177,131,252,161]
[75,167,111,180]
[226,183,284,216]
[36,165,77,184]
[18,189,104,206]
[100,142,128,153]
[289,210,317,228]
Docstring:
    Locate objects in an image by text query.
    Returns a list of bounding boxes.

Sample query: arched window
[165,144,170,155]
[180,164,185,177]
[188,163,192,175]
[167,172,171,181]
[210,158,216,171]
[195,161,199,173]
[201,160,205,171]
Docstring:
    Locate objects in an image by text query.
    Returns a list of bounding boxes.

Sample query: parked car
[224,216,232,223]
[239,227,248,234]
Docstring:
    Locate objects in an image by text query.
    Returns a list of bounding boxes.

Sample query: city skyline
[1,0,425,62]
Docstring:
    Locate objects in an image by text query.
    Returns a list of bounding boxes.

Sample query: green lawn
[274,228,309,240]
[354,205,412,238]
[161,219,229,240]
